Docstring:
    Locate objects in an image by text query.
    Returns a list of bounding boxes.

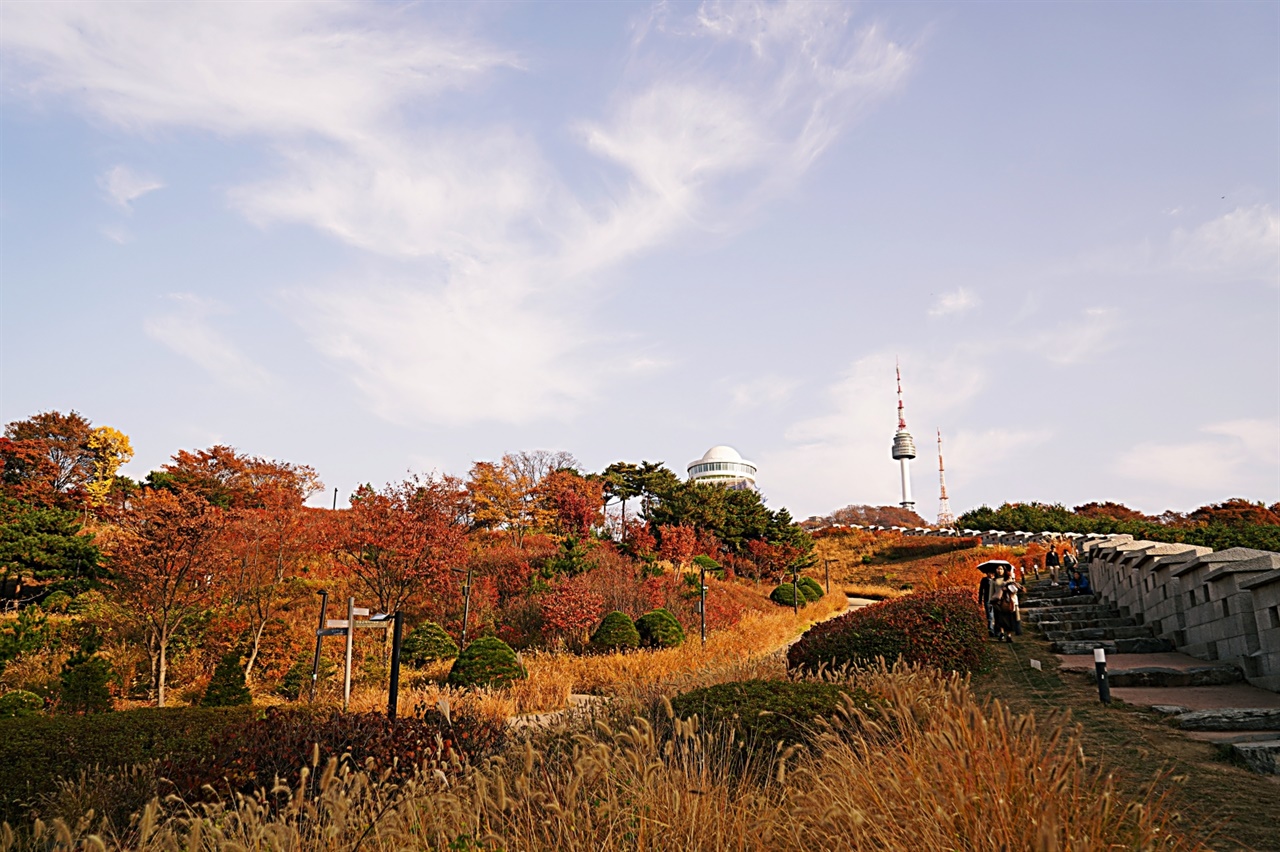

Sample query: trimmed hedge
[787,587,988,675]
[591,611,641,651]
[769,582,806,607]
[400,620,459,667]
[669,679,875,748]
[446,636,526,688]
[0,706,255,823]
[0,690,41,718]
[635,608,685,649]
[798,577,825,602]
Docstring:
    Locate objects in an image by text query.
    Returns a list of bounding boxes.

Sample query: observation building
[687,445,757,491]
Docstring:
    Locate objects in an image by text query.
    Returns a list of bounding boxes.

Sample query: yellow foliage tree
[85,426,133,506]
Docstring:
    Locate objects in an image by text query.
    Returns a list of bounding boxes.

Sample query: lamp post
[700,561,707,647]
[792,563,799,616]
[309,590,329,702]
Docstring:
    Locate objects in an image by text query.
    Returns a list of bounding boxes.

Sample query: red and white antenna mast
[936,428,955,528]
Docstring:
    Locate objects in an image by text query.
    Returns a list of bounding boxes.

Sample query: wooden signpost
[311,595,403,714]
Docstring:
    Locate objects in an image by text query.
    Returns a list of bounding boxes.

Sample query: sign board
[326,619,350,629]
[354,619,391,630]
[317,627,347,637]
[353,607,370,617]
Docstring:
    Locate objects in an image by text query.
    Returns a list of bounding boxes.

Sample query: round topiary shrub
[41,591,72,613]
[770,582,806,608]
[446,636,526,689]
[0,690,42,718]
[202,652,252,707]
[591,611,641,652]
[400,621,459,668]
[787,587,988,675]
[798,577,825,602]
[635,608,685,649]
[669,679,875,748]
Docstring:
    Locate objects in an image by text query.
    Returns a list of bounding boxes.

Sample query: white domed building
[687,445,757,491]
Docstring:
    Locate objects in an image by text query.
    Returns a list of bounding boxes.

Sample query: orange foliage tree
[106,488,227,707]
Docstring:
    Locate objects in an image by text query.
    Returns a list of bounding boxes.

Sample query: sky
[1,0,1277,522]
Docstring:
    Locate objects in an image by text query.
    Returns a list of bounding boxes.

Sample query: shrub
[446,636,526,688]
[400,620,459,667]
[769,582,806,608]
[669,679,875,749]
[41,591,72,613]
[591,611,641,651]
[165,706,506,797]
[798,577,825,602]
[0,706,255,823]
[635,608,685,648]
[787,587,988,675]
[0,690,42,718]
[201,652,252,707]
[59,650,113,714]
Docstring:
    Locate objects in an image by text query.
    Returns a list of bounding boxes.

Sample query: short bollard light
[1094,647,1111,704]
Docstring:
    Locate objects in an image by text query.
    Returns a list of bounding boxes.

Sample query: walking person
[979,568,996,637]
[993,565,1023,642]
[1045,547,1062,586]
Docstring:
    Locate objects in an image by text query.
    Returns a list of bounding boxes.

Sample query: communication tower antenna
[890,361,917,511]
[936,428,956,528]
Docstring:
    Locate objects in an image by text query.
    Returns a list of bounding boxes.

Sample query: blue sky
[2,1,1277,521]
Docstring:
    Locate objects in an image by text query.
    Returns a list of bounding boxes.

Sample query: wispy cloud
[1118,418,1280,495]
[2,1,914,425]
[928,287,978,317]
[1037,306,1122,366]
[730,373,798,410]
[98,164,163,208]
[1170,204,1279,284]
[144,294,272,393]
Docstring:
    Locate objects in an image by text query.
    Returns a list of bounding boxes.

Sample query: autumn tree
[1,411,133,511]
[148,445,319,509]
[467,451,578,545]
[106,487,226,707]
[538,468,604,540]
[334,474,469,619]
[826,504,928,528]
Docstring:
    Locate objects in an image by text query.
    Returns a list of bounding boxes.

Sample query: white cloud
[928,287,978,317]
[98,164,163,208]
[2,1,914,425]
[144,294,272,393]
[1037,307,1122,366]
[730,373,797,409]
[1118,418,1280,494]
[1170,204,1280,284]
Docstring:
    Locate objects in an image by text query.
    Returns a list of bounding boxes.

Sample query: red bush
[787,587,988,675]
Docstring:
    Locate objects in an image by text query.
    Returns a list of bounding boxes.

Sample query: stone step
[1173,708,1280,732]
[1231,740,1280,775]
[1028,617,1135,632]
[1104,665,1244,688]
[1052,637,1175,654]
[1042,625,1156,642]
[1023,593,1099,608]
[1024,606,1120,623]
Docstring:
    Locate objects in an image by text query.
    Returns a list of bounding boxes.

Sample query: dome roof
[698,445,742,462]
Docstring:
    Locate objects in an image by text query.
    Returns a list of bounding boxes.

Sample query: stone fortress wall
[814,522,1280,694]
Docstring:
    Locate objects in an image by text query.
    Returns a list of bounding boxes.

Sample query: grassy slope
[973,629,1280,852]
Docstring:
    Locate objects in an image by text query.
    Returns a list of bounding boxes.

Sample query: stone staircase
[1021,579,1280,775]
[1021,587,1176,655]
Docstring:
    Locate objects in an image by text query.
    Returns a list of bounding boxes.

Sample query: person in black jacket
[979,570,996,637]
[1045,547,1062,586]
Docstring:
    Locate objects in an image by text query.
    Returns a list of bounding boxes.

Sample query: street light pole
[792,563,799,616]
[700,562,707,647]
[309,590,328,702]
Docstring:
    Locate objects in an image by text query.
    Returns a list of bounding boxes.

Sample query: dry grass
[5,662,1202,851]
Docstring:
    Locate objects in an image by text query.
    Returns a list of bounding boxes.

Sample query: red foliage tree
[537,469,604,540]
[157,445,320,509]
[1,410,95,507]
[105,487,227,707]
[1071,502,1151,523]
[539,574,605,646]
[333,475,469,620]
[746,539,802,585]
[657,524,698,569]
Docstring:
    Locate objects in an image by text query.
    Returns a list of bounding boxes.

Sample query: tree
[824,504,928,528]
[0,495,101,592]
[107,487,226,707]
[538,469,604,540]
[2,410,95,504]
[84,427,134,507]
[148,445,319,509]
[334,474,469,619]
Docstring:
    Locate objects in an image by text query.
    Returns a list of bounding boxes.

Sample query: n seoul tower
[891,362,917,511]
